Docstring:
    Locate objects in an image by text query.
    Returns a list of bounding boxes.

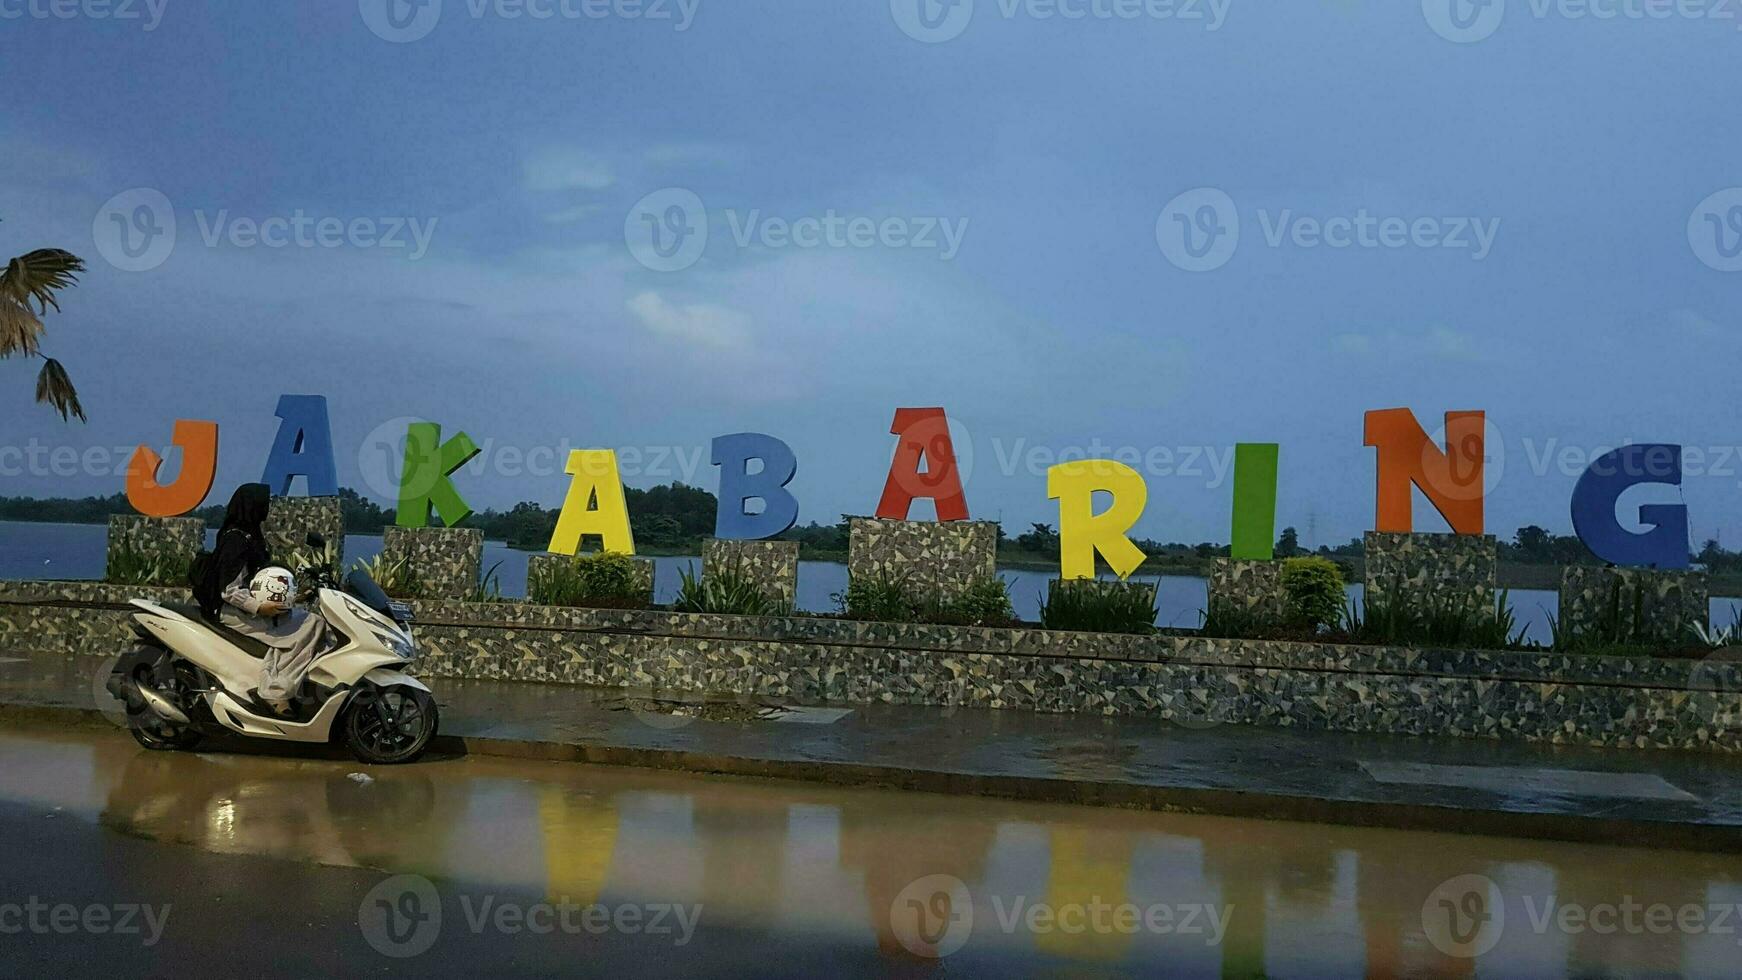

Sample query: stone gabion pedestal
[526,554,656,606]
[106,515,205,579]
[1559,566,1709,645]
[1207,558,1286,624]
[264,496,345,567]
[703,539,800,607]
[383,526,484,600]
[1363,531,1497,615]
[847,517,998,602]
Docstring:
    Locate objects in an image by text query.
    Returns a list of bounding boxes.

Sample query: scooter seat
[159,603,274,660]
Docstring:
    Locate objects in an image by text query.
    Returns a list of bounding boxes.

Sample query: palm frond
[0,297,43,358]
[0,249,86,314]
[35,357,84,423]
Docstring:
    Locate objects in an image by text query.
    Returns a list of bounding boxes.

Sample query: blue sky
[1,0,1739,548]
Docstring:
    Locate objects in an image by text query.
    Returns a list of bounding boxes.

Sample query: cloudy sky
[1,0,1738,548]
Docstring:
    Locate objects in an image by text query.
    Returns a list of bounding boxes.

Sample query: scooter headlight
[373,626,418,660]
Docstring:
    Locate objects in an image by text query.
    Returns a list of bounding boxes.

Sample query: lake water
[6,521,1737,647]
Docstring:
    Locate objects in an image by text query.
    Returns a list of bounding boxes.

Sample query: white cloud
[626,290,751,348]
[522,149,615,192]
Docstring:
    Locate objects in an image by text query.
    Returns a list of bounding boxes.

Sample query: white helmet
[249,567,296,606]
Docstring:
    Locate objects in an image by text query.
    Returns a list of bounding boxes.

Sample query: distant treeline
[4,490,1738,573]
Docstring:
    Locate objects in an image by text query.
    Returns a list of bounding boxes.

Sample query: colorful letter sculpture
[1364,408,1485,535]
[711,433,800,540]
[1570,445,1690,569]
[125,420,219,518]
[1230,443,1280,561]
[875,407,969,522]
[261,395,338,497]
[1048,460,1149,580]
[548,450,636,556]
[395,422,481,529]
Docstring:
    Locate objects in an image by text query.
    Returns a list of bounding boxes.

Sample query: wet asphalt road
[4,720,1742,978]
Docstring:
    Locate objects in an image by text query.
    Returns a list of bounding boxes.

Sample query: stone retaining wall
[3,580,1738,753]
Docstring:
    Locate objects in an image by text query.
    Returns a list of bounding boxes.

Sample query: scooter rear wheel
[122,665,204,752]
[344,685,438,765]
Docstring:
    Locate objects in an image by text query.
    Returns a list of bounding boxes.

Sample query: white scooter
[105,535,439,765]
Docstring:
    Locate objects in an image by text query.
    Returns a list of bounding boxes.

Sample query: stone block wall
[526,554,655,607]
[847,518,998,601]
[382,526,484,601]
[264,496,345,568]
[1560,566,1709,645]
[1207,559,1286,624]
[5,579,1742,752]
[1364,531,1497,614]
[106,515,204,580]
[703,539,800,607]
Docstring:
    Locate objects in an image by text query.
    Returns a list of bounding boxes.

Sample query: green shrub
[1280,557,1344,633]
[469,560,508,604]
[674,562,789,617]
[1199,597,1281,639]
[837,570,918,622]
[357,553,423,600]
[937,575,1017,628]
[288,538,345,598]
[105,542,190,587]
[1349,581,1526,650]
[528,552,648,608]
[835,572,1017,627]
[1039,579,1157,635]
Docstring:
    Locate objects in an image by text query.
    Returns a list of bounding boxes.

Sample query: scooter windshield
[343,569,394,616]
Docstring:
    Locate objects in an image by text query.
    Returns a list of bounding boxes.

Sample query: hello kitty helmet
[249,567,295,606]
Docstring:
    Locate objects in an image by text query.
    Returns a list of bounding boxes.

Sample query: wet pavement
[6,650,1742,851]
[1,722,1741,977]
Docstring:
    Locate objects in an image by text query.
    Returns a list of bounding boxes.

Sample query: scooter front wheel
[343,685,438,765]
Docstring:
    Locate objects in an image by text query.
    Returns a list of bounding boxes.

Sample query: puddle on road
[1,722,1740,976]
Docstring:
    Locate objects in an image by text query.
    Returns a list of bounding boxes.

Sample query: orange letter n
[1364,408,1484,536]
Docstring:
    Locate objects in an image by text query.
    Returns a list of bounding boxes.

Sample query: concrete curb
[5,701,1738,854]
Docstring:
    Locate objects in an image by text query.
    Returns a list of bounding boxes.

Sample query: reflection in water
[0,727,1736,976]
